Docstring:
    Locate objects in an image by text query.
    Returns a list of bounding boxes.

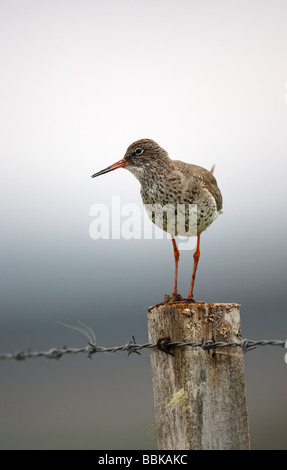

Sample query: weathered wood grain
[148,302,250,450]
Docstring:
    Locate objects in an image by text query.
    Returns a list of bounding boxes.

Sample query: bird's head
[91,139,169,181]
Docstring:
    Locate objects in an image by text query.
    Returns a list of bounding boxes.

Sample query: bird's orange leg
[171,235,180,300]
[148,236,181,309]
[188,234,201,299]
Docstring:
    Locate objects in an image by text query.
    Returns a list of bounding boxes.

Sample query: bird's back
[172,160,223,212]
[140,157,222,237]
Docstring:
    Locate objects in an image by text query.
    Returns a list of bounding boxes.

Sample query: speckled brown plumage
[123,139,222,236]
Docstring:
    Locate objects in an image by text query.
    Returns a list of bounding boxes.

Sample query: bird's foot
[148,294,205,310]
[164,293,183,303]
[148,293,182,310]
[184,296,196,303]
[165,293,204,304]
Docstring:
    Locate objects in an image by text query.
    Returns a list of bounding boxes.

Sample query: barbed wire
[0,322,285,361]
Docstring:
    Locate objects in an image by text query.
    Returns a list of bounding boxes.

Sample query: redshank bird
[92,139,222,302]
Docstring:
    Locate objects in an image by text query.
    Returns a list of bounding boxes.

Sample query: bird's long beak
[91,158,128,178]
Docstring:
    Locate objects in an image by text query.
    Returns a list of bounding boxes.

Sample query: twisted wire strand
[0,337,285,361]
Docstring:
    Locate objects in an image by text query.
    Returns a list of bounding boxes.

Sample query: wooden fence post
[148,302,250,450]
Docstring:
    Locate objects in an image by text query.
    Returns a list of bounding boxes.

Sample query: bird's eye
[134,148,144,155]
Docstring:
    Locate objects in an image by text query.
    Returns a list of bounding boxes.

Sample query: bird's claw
[148,294,204,310]
[164,293,183,303]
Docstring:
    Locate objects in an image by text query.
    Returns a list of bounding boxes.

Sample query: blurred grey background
[0,0,287,449]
